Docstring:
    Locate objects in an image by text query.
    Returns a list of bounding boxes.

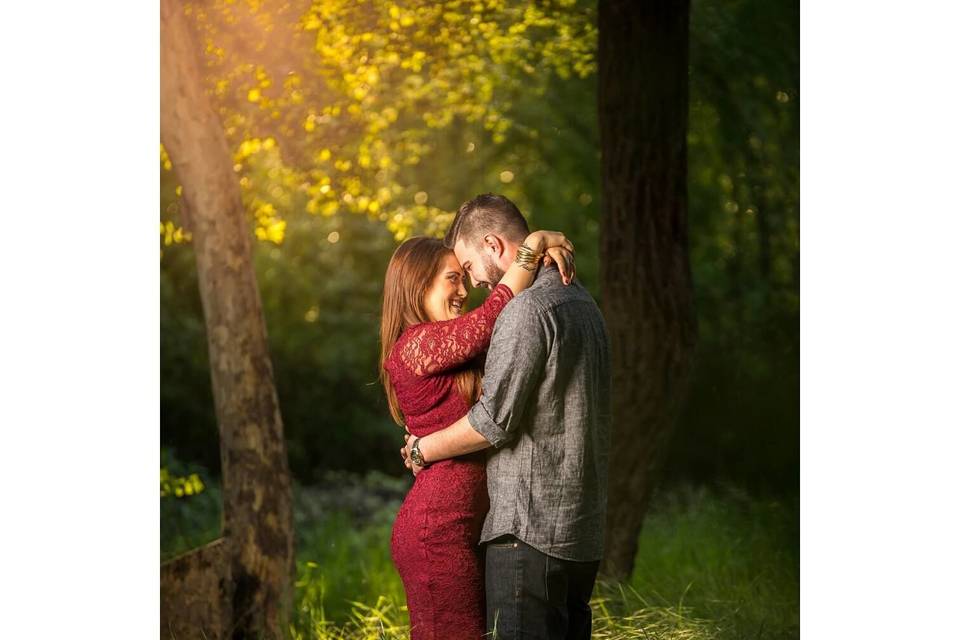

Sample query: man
[402,193,612,640]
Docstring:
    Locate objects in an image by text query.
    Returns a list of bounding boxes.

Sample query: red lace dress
[385,283,515,640]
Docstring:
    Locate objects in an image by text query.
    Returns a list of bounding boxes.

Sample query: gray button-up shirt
[468,266,611,562]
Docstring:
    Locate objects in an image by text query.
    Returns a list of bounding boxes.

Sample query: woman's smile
[423,252,470,322]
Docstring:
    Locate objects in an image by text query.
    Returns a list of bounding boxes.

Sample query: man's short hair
[444,194,530,250]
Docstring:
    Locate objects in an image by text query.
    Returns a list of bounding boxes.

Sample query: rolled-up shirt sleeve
[468,298,547,448]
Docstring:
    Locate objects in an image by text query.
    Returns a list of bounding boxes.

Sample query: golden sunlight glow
[499,170,514,183]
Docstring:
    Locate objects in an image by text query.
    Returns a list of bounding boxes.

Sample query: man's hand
[401,431,424,476]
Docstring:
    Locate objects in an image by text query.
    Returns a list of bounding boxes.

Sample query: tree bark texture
[160,0,295,636]
[160,539,226,639]
[597,0,698,580]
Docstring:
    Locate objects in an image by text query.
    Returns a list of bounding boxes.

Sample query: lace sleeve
[394,284,515,377]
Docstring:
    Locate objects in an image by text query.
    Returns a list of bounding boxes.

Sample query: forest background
[160,0,798,637]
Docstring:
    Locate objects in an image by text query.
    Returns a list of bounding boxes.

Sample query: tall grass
[161,460,798,639]
[625,486,799,639]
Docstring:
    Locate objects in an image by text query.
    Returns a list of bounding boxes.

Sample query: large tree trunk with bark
[160,0,295,636]
[597,0,698,580]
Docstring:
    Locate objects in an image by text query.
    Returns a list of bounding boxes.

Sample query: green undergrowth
[161,461,797,639]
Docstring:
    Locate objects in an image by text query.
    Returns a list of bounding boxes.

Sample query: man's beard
[481,254,505,288]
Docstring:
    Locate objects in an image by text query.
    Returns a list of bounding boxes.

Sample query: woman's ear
[483,233,505,258]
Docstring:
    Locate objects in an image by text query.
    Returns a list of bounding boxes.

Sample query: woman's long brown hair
[380,237,482,427]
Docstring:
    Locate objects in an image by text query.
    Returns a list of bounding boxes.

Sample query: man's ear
[482,234,505,258]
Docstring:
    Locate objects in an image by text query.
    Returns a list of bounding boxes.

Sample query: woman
[379,231,574,640]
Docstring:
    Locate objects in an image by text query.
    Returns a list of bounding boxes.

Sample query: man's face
[454,237,506,290]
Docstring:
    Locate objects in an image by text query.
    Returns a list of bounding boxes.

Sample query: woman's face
[423,252,468,322]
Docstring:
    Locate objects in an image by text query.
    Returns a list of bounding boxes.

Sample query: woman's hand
[524,230,574,254]
[524,230,576,284]
[543,246,576,284]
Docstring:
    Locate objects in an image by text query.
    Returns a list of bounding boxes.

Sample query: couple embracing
[379,193,611,640]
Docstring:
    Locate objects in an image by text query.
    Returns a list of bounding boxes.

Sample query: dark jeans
[484,535,600,640]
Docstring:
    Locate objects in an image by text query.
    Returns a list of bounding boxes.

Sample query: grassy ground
[161,465,798,639]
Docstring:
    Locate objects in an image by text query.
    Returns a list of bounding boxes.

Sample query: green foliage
[160,468,204,499]
[294,510,406,629]
[162,0,597,244]
[688,0,800,340]
[160,449,221,561]
[160,469,798,640]
[253,210,401,479]
[161,208,405,479]
[161,0,799,490]
[160,230,219,472]
[667,0,799,489]
[161,2,799,633]
[627,486,800,639]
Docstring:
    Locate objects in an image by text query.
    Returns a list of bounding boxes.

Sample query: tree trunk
[160,0,295,637]
[597,0,698,580]
[161,538,227,639]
